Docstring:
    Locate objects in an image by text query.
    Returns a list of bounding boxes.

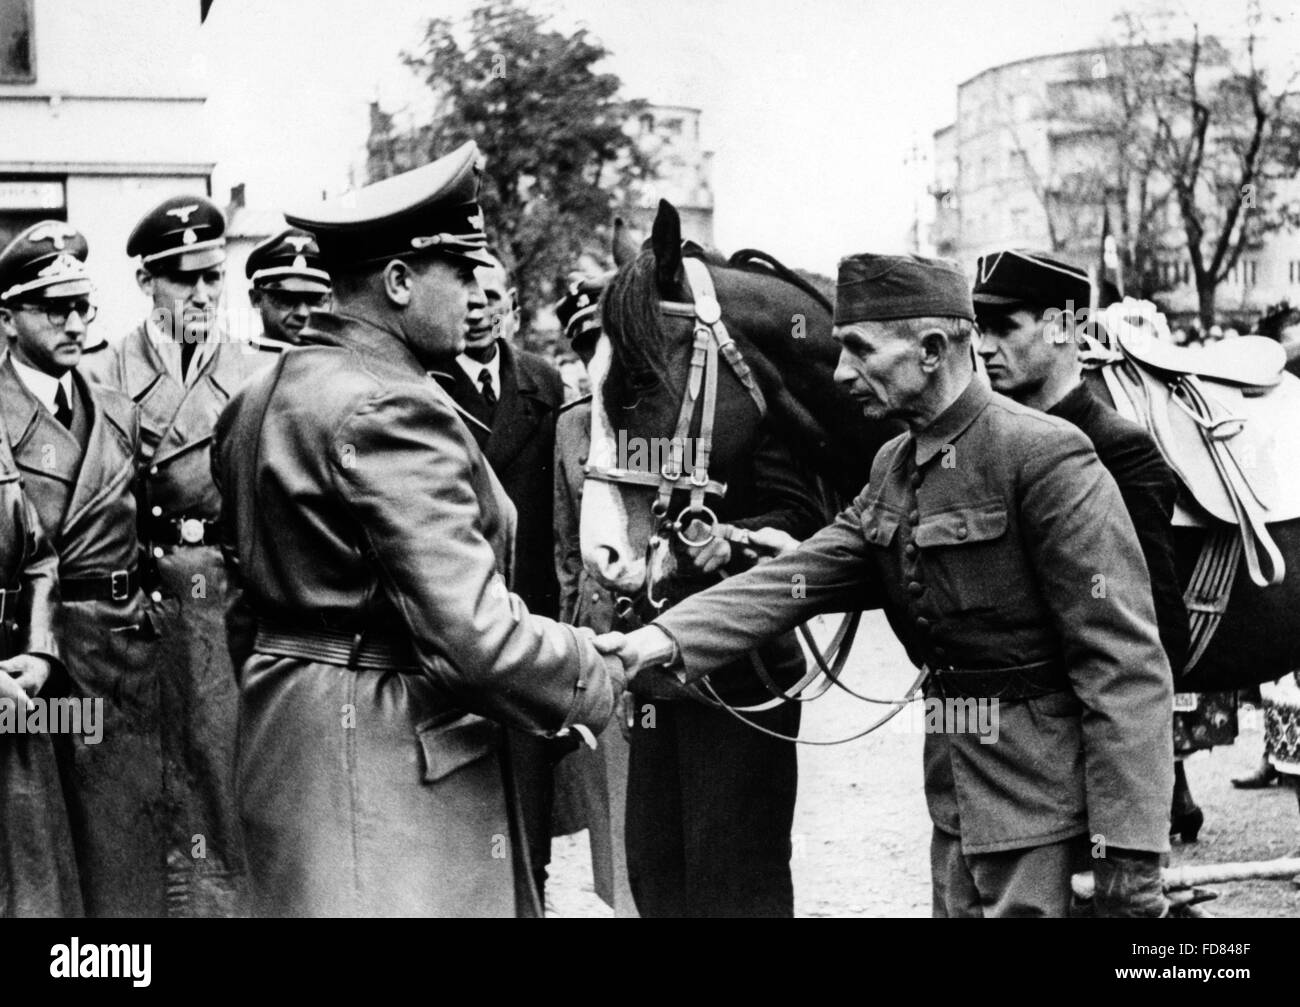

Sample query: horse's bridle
[584,257,767,552]
[583,256,923,744]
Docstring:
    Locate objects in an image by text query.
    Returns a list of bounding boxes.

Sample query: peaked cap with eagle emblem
[126,194,227,272]
[0,220,94,302]
[245,227,332,294]
[285,141,494,270]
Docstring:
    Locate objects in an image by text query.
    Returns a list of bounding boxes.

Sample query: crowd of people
[0,139,1295,919]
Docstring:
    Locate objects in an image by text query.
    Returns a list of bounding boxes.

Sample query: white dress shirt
[10,356,74,418]
[455,348,502,400]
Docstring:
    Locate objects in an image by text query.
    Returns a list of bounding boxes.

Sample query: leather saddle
[1097,324,1300,587]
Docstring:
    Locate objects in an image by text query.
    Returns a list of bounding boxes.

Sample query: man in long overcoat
[212,142,621,918]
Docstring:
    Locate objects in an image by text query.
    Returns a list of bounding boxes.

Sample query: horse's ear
[612,217,639,267]
[650,200,684,294]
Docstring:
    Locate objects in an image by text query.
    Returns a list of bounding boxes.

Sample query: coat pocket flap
[915,501,1008,548]
[859,501,902,546]
[416,713,501,783]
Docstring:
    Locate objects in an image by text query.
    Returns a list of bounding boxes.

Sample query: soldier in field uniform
[602,253,1175,918]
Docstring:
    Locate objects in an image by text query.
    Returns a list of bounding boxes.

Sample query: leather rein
[583,257,923,744]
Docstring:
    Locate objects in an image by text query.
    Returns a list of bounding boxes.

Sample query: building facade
[622,103,715,247]
[0,1,213,338]
[930,47,1300,327]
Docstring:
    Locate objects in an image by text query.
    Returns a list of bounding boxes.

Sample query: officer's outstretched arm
[330,388,617,737]
[655,493,884,684]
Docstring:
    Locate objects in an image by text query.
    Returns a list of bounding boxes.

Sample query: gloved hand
[1092,849,1169,918]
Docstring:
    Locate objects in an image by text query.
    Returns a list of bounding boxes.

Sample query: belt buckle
[110,569,130,602]
[179,518,205,545]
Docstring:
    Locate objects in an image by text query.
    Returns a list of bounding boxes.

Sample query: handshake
[589,624,680,690]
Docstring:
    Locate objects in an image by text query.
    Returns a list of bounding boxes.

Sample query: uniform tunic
[656,378,1174,859]
[82,322,268,915]
[0,355,166,916]
[212,312,616,917]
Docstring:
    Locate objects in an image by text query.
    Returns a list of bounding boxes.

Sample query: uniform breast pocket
[858,498,902,547]
[914,500,1014,612]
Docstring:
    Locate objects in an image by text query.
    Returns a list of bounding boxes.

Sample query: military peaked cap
[127,195,227,272]
[246,227,331,293]
[0,220,93,302]
[284,141,494,270]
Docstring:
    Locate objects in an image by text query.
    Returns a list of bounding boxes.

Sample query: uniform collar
[144,314,219,384]
[912,376,991,467]
[1044,380,1093,423]
[9,355,73,416]
[298,311,427,375]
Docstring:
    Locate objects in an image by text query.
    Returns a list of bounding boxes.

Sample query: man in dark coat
[601,253,1175,918]
[0,346,75,917]
[972,249,1194,838]
[212,142,620,918]
[0,222,167,917]
[433,250,565,903]
[80,195,265,916]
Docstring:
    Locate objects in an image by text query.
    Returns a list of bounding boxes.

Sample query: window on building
[639,113,655,134]
[1290,260,1300,284]
[1,0,33,82]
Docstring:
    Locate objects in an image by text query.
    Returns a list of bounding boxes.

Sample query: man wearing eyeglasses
[83,195,266,917]
[0,220,168,917]
[244,228,332,353]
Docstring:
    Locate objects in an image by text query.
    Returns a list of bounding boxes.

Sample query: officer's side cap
[285,141,494,269]
[973,249,1091,312]
[835,253,974,326]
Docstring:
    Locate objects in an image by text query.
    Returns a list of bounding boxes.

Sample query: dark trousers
[625,697,799,917]
[507,730,554,907]
[930,828,1091,917]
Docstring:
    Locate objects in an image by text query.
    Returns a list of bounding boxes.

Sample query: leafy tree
[368,1,652,345]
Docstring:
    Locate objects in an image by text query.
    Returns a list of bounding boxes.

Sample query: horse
[577,199,899,916]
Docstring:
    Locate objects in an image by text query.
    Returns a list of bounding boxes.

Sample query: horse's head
[580,200,893,598]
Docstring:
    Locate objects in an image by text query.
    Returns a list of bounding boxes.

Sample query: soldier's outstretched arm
[330,388,619,737]
[645,492,884,681]
[1019,427,1174,858]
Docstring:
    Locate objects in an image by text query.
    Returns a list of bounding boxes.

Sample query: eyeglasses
[18,300,97,326]
[263,290,330,310]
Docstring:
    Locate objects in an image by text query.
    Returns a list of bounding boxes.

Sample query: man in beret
[211,141,621,917]
[431,248,565,904]
[245,227,332,353]
[972,249,1194,836]
[599,252,1175,918]
[82,194,263,917]
[0,221,167,916]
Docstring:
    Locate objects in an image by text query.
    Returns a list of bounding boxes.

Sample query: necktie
[53,382,72,430]
[180,340,197,382]
[478,369,498,416]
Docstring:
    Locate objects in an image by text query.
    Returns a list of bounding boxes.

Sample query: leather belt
[925,659,1068,700]
[146,515,215,546]
[253,620,418,672]
[0,582,21,622]
[62,568,138,603]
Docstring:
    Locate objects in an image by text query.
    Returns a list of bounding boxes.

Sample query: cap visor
[451,247,497,268]
[972,291,1027,307]
[173,247,227,272]
[259,276,332,295]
